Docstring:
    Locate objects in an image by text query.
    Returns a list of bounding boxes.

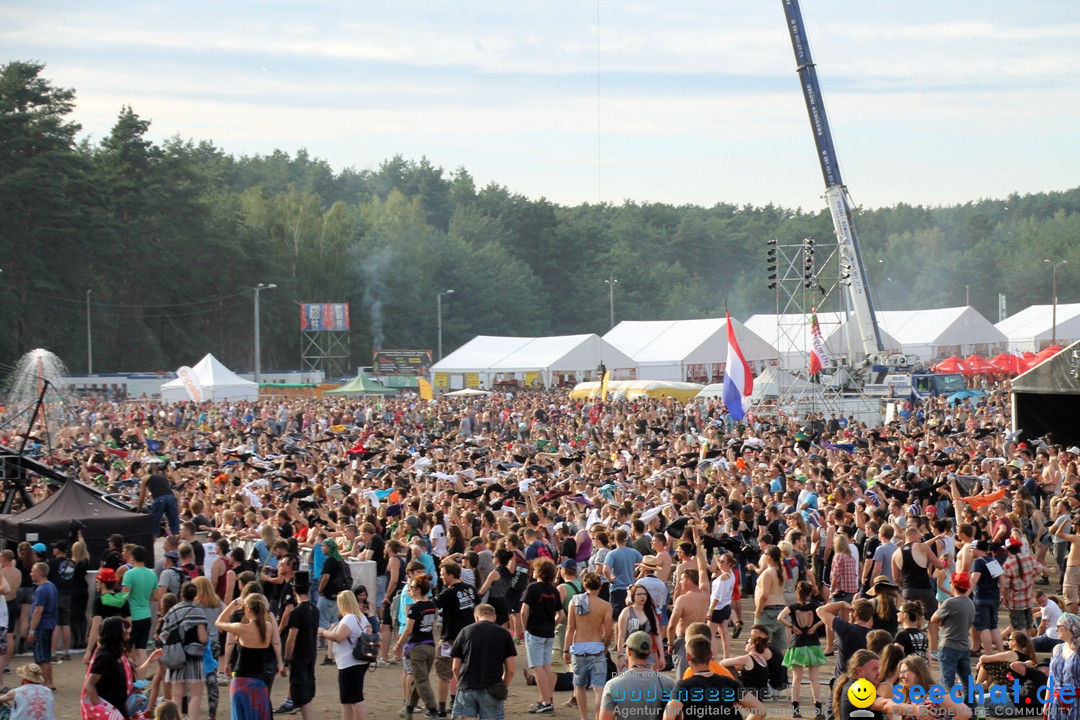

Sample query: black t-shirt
[435,582,477,642]
[521,581,560,638]
[450,620,517,690]
[321,556,342,598]
[368,535,387,575]
[832,618,871,677]
[407,600,438,644]
[274,582,297,621]
[674,672,745,719]
[285,599,320,664]
[190,541,206,568]
[146,473,172,498]
[90,648,129,717]
[47,556,76,596]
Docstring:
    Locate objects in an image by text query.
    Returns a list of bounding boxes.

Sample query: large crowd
[3,381,1079,720]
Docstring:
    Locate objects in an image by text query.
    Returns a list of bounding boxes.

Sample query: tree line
[2,61,1078,378]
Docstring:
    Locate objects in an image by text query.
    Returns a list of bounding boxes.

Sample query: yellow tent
[569,380,705,403]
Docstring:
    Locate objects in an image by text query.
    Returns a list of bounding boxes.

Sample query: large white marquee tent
[603,317,776,382]
[875,306,1007,359]
[995,303,1080,353]
[160,353,259,402]
[430,334,634,390]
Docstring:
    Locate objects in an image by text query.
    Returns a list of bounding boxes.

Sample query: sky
[3,1,1079,211]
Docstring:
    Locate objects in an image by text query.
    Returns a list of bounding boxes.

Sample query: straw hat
[16,663,44,684]
[866,575,899,596]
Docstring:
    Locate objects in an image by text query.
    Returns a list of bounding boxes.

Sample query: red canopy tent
[990,353,1028,375]
[964,355,999,376]
[934,356,969,374]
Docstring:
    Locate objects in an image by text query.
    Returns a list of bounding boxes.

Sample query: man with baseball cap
[599,631,674,720]
[970,538,1005,654]
[932,572,975,693]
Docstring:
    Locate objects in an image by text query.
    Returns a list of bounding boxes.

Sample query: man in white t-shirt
[1032,590,1063,652]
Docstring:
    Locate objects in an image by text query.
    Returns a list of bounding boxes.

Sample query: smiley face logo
[847,678,877,709]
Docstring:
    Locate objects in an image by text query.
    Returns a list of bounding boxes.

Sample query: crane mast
[781,0,886,359]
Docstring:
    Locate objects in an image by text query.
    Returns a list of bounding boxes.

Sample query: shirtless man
[753,545,788,652]
[651,533,674,584]
[1,551,19,674]
[1052,513,1080,613]
[563,572,612,720]
[667,528,711,679]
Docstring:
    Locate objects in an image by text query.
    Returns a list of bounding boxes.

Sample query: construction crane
[781,0,939,396]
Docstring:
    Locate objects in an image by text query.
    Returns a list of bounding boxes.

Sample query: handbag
[486,681,508,701]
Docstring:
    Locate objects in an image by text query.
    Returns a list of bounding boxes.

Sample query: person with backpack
[163,582,209,720]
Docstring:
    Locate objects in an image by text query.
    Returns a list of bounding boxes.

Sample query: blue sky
[3,1,1078,210]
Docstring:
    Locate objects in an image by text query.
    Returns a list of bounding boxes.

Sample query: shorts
[381,601,394,627]
[289,657,316,707]
[56,596,72,627]
[33,628,53,665]
[6,600,17,628]
[902,587,939,620]
[129,617,152,650]
[15,587,32,606]
[506,588,523,614]
[337,662,367,704]
[0,627,7,656]
[710,605,732,624]
[1009,608,1035,632]
[403,655,413,675]
[571,653,607,689]
[524,632,554,669]
[435,656,454,681]
[974,601,998,632]
[489,597,509,627]
[454,686,505,720]
[317,595,338,630]
[1065,567,1080,608]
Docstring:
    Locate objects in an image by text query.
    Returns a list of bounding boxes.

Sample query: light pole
[1045,259,1067,346]
[605,275,618,329]
[253,283,277,384]
[964,285,969,306]
[437,289,454,360]
[86,288,93,374]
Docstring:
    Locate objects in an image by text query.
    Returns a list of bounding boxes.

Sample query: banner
[722,312,753,421]
[434,373,449,388]
[466,373,481,388]
[809,310,832,375]
[372,350,432,376]
[299,303,350,332]
[176,366,203,402]
[418,378,433,400]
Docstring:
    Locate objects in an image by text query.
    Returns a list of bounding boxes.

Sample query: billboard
[300,303,350,332]
[373,350,432,376]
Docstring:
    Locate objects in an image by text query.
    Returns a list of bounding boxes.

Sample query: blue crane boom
[781,0,885,357]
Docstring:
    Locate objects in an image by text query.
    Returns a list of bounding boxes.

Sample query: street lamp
[253,283,277,384]
[605,275,618,329]
[437,289,454,360]
[86,288,93,375]
[1044,259,1067,347]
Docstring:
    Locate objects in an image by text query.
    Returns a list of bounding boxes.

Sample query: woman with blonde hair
[318,590,372,720]
[192,575,226,714]
[216,593,274,720]
[71,540,91,649]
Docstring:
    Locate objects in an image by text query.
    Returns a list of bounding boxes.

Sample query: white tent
[160,353,259,402]
[430,334,634,389]
[743,312,901,372]
[603,317,776,382]
[995,303,1080,353]
[875,306,1007,360]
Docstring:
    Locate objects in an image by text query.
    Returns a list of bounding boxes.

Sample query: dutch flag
[722,312,753,421]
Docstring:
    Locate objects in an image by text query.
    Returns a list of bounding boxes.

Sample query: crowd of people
[2,380,1078,720]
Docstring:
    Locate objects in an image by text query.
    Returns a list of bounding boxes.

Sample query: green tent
[324,375,398,396]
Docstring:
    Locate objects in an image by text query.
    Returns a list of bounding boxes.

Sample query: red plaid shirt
[1001,554,1037,610]
[830,552,859,595]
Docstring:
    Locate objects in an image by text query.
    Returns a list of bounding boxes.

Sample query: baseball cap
[625,631,652,655]
[973,539,991,553]
[97,568,119,584]
[164,550,180,562]
[31,543,46,554]
[952,572,971,593]
[560,558,577,571]
[1006,538,1023,550]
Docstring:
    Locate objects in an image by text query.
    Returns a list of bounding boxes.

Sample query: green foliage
[2,61,1079,376]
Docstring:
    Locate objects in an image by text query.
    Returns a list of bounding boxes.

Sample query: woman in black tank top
[899,544,932,589]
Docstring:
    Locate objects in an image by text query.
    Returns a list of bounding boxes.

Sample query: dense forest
[2,61,1079,377]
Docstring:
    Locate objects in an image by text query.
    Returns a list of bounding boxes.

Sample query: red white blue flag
[722,312,753,421]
